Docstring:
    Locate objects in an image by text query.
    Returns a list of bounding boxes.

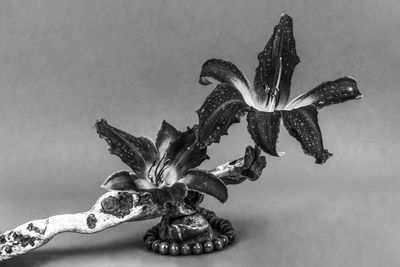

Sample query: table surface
[2,177,400,267]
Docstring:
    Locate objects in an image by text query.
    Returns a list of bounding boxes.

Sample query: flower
[95,119,228,203]
[196,14,362,164]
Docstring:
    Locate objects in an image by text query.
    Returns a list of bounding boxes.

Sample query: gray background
[0,0,399,266]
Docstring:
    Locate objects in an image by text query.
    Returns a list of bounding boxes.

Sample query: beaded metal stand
[143,208,236,256]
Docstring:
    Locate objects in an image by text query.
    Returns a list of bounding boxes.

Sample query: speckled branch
[0,190,174,261]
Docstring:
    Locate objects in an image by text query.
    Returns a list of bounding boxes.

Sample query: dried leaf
[219,146,267,185]
[241,146,266,181]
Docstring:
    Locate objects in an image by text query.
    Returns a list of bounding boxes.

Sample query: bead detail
[143,207,236,256]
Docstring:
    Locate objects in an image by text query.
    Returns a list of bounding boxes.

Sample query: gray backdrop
[0,0,399,266]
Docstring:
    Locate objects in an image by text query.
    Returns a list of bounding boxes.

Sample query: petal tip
[279,13,293,23]
[315,150,333,164]
[101,170,134,191]
[100,183,108,190]
[199,76,212,86]
[343,75,356,82]
[101,183,119,191]
[96,118,107,123]
[220,194,228,203]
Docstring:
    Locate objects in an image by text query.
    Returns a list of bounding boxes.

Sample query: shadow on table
[232,214,269,242]
[1,237,143,267]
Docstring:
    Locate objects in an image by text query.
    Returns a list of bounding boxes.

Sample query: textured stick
[0,191,167,261]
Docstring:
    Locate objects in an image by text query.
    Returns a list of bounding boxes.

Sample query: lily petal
[246,108,283,156]
[281,105,333,164]
[102,122,158,165]
[196,83,249,146]
[164,127,209,182]
[254,14,300,109]
[155,120,180,157]
[101,170,156,191]
[179,169,228,203]
[96,119,157,178]
[199,58,255,106]
[102,171,188,207]
[284,76,362,110]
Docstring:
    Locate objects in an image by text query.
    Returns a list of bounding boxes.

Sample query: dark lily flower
[95,119,228,203]
[197,14,362,164]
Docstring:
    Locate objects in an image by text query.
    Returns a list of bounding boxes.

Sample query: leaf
[155,120,180,157]
[102,170,156,191]
[196,83,249,146]
[284,76,362,110]
[254,14,300,108]
[95,119,154,178]
[164,127,209,181]
[247,108,283,156]
[179,169,228,203]
[281,105,333,164]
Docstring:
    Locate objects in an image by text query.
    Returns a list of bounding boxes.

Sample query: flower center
[148,153,170,187]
